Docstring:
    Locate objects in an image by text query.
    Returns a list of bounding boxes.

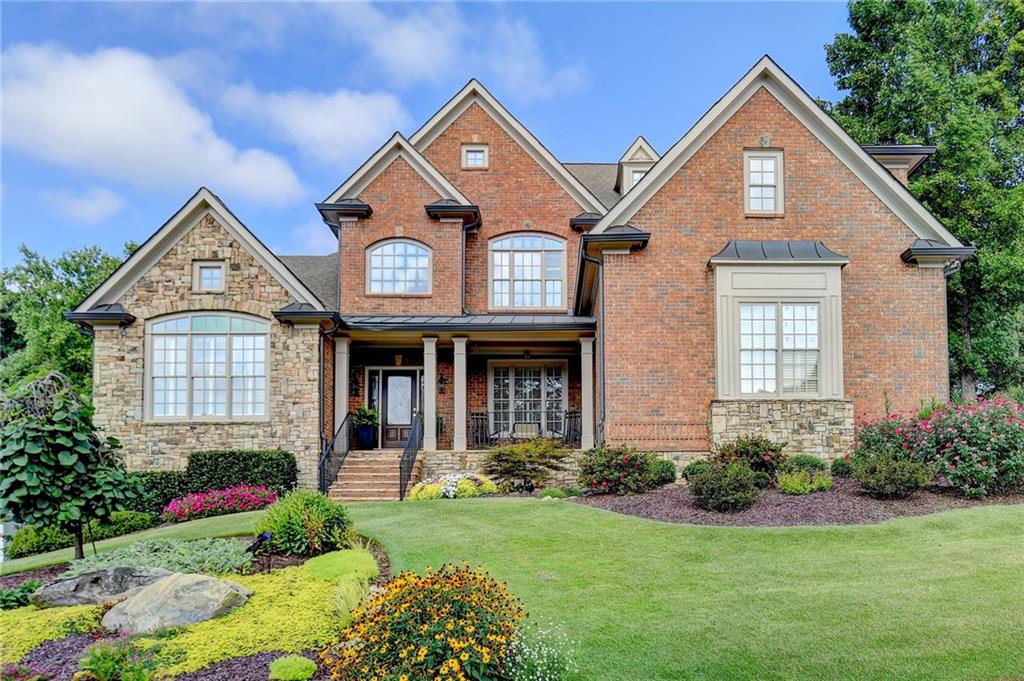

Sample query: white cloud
[277,219,338,255]
[2,44,304,205]
[222,84,411,167]
[484,17,587,102]
[43,186,125,224]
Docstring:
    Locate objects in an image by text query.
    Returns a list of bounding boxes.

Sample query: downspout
[581,251,605,445]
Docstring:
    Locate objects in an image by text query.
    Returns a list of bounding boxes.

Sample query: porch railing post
[452,337,468,451]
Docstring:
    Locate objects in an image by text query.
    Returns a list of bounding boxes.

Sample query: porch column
[452,337,468,451]
[422,336,438,451]
[580,337,595,450]
[334,337,350,451]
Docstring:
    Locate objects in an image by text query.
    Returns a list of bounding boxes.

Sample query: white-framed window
[192,260,225,292]
[488,361,567,437]
[744,149,784,213]
[631,168,647,188]
[146,312,269,420]
[461,144,489,169]
[489,234,566,309]
[738,302,820,397]
[366,239,431,295]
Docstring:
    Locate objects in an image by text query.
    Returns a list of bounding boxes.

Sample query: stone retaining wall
[709,399,855,459]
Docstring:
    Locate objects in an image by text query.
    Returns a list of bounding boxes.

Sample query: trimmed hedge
[6,511,156,559]
[124,470,190,515]
[185,450,298,496]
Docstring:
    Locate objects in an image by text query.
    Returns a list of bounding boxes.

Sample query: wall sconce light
[350,372,360,397]
[437,373,448,394]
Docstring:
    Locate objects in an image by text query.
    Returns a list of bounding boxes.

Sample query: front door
[381,370,418,448]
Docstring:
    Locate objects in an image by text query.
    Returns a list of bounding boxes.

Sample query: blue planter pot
[355,424,377,449]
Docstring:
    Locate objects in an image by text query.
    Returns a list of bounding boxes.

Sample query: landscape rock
[29,567,173,608]
[101,572,252,634]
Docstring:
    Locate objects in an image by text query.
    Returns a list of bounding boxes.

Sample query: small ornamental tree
[0,372,140,559]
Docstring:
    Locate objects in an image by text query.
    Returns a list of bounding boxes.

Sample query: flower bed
[409,473,498,500]
[162,485,277,523]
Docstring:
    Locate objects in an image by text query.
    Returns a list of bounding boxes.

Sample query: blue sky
[1,2,852,266]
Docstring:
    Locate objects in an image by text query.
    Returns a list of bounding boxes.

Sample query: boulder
[101,572,252,634]
[29,567,173,608]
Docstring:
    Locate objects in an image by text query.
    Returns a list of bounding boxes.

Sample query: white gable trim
[324,132,471,205]
[409,79,606,214]
[591,56,964,247]
[618,136,659,163]
[75,188,325,313]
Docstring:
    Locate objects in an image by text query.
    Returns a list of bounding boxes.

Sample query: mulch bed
[573,477,1024,526]
[0,563,69,589]
[20,633,111,680]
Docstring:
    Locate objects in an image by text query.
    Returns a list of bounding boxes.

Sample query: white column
[580,337,595,450]
[452,337,468,451]
[334,337,350,451]
[422,336,438,451]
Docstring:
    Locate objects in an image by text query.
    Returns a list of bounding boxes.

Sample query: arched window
[490,234,565,309]
[146,312,270,420]
[366,240,431,294]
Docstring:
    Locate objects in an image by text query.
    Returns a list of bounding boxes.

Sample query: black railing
[398,412,423,501]
[318,411,352,494]
[469,410,582,449]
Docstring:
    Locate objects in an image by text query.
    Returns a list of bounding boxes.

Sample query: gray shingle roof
[709,240,849,263]
[565,163,621,208]
[279,254,338,309]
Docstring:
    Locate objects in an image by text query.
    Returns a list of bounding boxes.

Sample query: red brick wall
[342,156,462,315]
[421,102,586,313]
[602,88,948,450]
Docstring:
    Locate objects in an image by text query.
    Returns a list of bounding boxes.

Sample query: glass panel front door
[382,370,417,447]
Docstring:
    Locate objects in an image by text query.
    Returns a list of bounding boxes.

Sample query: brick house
[67,56,972,499]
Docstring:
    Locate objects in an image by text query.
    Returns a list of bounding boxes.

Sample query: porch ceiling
[336,314,595,343]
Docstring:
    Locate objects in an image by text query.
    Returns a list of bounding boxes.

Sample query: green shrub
[482,439,570,492]
[0,581,41,610]
[268,654,316,681]
[831,456,853,478]
[537,488,568,499]
[852,448,932,499]
[62,538,252,577]
[579,444,655,495]
[6,511,156,559]
[713,435,787,477]
[185,450,298,496]
[688,462,760,512]
[681,458,711,480]
[408,481,443,500]
[777,470,834,495]
[123,470,189,515]
[780,455,827,474]
[255,492,351,557]
[455,475,498,498]
[78,637,160,681]
[646,458,677,488]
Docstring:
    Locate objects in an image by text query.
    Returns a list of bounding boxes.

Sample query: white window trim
[714,264,843,400]
[364,238,433,296]
[486,360,569,437]
[744,149,785,214]
[192,260,225,293]
[461,144,489,170]
[144,311,271,422]
[736,301,822,399]
[487,232,568,311]
[630,168,647,189]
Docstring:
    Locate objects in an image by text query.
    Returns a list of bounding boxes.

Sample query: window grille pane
[199,266,222,290]
[739,304,777,394]
[544,368,563,434]
[368,241,430,293]
[490,235,563,308]
[191,315,229,333]
[783,350,819,393]
[152,335,187,417]
[192,335,227,416]
[492,367,511,435]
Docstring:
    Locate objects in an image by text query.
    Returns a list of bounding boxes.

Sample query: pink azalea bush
[162,484,277,523]
[854,397,1024,498]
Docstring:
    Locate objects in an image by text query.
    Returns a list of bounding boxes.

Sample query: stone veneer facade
[709,400,855,459]
[91,213,323,489]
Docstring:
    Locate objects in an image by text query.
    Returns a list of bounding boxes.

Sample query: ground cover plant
[348,497,1024,680]
[0,602,101,661]
[77,637,161,681]
[161,485,276,523]
[0,662,48,681]
[483,439,570,492]
[0,582,40,610]
[60,538,252,578]
[777,470,833,496]
[268,654,316,681]
[408,473,498,500]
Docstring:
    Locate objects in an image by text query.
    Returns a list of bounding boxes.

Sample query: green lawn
[348,499,1024,681]
[4,500,1022,680]
[0,511,264,575]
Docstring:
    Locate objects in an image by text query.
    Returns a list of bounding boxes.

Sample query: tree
[0,373,139,559]
[824,0,1024,398]
[0,243,135,395]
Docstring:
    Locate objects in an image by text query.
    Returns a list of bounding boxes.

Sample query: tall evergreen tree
[825,0,1024,397]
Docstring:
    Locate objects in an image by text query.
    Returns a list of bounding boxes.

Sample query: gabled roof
[565,163,621,208]
[590,56,965,249]
[409,79,607,214]
[618,136,659,164]
[323,132,472,205]
[279,255,339,310]
[72,188,326,314]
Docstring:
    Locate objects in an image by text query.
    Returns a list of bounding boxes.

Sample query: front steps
[327,450,423,502]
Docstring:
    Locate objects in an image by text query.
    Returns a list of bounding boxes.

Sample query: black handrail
[469,410,581,448]
[318,411,353,494]
[398,411,423,500]
[563,410,582,448]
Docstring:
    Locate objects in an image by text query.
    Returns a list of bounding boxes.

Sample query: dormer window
[631,168,647,188]
[462,144,489,169]
[744,150,784,214]
[192,260,225,293]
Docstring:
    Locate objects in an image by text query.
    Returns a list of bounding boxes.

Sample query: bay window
[147,313,269,420]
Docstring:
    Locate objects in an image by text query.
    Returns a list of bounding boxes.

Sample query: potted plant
[353,407,380,449]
